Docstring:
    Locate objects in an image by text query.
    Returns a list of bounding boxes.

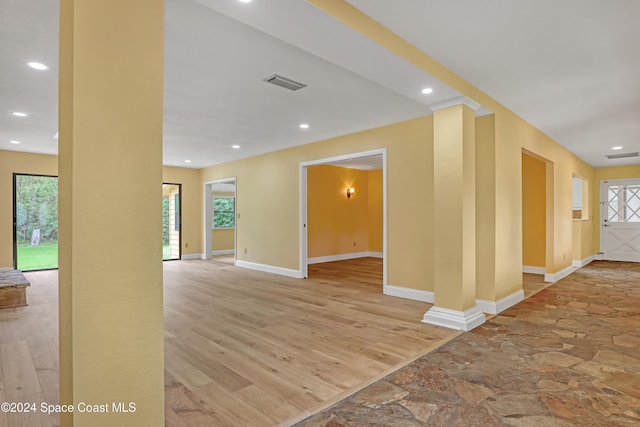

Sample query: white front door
[601,179,640,262]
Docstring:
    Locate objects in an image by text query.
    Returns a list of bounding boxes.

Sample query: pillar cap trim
[429,96,481,112]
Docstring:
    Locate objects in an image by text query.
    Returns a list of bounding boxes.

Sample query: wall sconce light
[347,188,355,198]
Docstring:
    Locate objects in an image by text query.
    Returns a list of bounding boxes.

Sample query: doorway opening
[203,177,237,263]
[13,173,59,271]
[299,149,387,289]
[163,183,182,261]
[522,152,546,275]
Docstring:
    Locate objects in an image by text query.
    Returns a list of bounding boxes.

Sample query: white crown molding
[476,289,525,315]
[429,96,481,112]
[522,265,546,275]
[235,260,303,279]
[384,284,434,303]
[544,264,575,283]
[422,306,485,331]
[307,251,383,265]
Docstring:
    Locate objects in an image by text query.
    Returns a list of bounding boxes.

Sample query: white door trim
[299,148,387,285]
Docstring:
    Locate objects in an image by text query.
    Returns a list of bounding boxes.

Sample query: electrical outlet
[353,241,356,247]
[185,243,188,248]
[244,248,247,254]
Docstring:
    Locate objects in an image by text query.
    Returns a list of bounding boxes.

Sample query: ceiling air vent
[262,74,307,91]
[606,152,640,160]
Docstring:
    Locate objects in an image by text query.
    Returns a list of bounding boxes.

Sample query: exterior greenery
[213,197,235,228]
[17,243,58,270]
[15,175,58,246]
[162,197,170,244]
[15,175,58,270]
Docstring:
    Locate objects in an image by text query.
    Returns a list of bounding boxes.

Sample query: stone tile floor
[296,261,640,426]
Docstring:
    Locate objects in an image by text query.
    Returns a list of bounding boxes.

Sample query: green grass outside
[17,243,173,270]
[17,243,58,271]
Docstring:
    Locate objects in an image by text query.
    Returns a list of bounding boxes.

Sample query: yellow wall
[572,220,592,262]
[58,0,165,422]
[307,165,371,257]
[368,169,383,252]
[522,153,546,268]
[201,116,434,291]
[592,165,640,252]
[0,150,201,267]
[212,228,235,252]
[0,150,58,267]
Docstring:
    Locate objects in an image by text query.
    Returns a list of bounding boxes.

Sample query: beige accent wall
[0,150,58,268]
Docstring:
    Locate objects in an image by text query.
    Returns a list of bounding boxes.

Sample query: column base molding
[422,306,486,331]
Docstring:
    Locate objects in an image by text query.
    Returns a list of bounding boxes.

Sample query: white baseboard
[384,284,434,303]
[307,251,383,265]
[476,289,525,315]
[211,250,235,256]
[181,253,203,260]
[572,255,595,268]
[544,264,575,283]
[235,260,303,279]
[522,265,546,275]
[422,306,486,331]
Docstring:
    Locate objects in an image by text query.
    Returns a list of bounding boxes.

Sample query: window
[213,197,235,228]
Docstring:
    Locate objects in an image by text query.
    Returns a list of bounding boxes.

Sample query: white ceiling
[348,0,640,168]
[1,0,638,169]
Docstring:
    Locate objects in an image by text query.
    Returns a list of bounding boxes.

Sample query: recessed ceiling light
[421,88,433,94]
[9,140,21,145]
[12,112,27,117]
[185,160,191,163]
[612,146,623,150]
[299,124,310,129]
[232,145,240,149]
[27,62,49,70]
[238,0,252,3]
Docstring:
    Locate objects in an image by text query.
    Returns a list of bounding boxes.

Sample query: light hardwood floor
[163,257,458,426]
[0,259,547,426]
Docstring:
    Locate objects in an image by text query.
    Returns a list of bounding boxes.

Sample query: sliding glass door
[13,174,59,271]
[162,183,181,261]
